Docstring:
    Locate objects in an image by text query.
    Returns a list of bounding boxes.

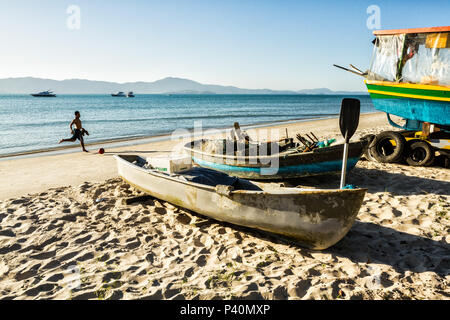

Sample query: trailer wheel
[370,131,406,163]
[405,139,435,167]
[362,134,376,161]
[364,147,377,162]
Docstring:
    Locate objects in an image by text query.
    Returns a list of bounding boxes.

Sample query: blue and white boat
[184,138,369,180]
[111,91,126,97]
[31,90,56,97]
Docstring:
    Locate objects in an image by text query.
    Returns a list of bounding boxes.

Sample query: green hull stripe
[366,84,450,99]
[369,92,405,99]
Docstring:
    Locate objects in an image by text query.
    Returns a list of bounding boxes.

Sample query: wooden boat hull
[114,155,366,250]
[184,139,369,180]
[365,80,450,125]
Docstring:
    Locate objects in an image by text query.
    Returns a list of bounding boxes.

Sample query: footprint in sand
[58,251,81,262]
[163,287,182,299]
[0,243,21,254]
[71,291,98,300]
[23,283,55,297]
[102,271,122,283]
[176,214,191,225]
[126,239,141,250]
[272,285,289,300]
[42,259,61,270]
[0,229,15,237]
[15,269,38,281]
[139,289,163,300]
[154,207,167,215]
[46,273,64,282]
[195,255,207,267]
[77,252,95,262]
[74,234,92,244]
[291,279,311,298]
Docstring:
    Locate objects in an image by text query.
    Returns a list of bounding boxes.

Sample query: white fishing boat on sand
[114,154,366,249]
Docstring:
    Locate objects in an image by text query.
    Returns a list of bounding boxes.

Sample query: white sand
[0,113,449,300]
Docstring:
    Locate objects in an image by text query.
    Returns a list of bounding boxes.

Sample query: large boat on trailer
[365,26,450,127]
[336,26,450,166]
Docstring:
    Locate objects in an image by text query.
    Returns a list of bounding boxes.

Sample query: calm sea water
[0,94,374,155]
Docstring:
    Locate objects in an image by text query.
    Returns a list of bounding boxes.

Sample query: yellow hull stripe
[365,80,450,91]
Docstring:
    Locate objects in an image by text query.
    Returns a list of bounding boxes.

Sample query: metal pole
[340,135,349,189]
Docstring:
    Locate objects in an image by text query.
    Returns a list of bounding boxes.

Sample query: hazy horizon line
[0,75,367,93]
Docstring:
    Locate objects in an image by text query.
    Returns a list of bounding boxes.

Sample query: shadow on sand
[128,193,449,277]
[283,166,449,196]
[329,221,449,276]
[104,150,172,155]
[197,217,449,277]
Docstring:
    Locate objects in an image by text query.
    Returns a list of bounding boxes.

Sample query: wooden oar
[310,132,319,142]
[333,64,366,77]
[339,98,360,189]
[349,64,366,75]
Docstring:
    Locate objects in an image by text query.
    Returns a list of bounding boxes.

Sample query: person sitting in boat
[58,111,89,152]
[231,122,251,142]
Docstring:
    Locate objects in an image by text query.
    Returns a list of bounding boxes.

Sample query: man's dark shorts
[71,129,82,141]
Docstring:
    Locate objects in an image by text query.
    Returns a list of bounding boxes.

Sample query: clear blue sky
[0,0,449,91]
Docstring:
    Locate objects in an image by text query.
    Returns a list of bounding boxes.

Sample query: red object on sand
[99,148,105,154]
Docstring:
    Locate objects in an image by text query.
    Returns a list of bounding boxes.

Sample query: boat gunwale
[373,26,450,36]
[367,89,450,102]
[364,80,450,91]
[114,154,367,196]
[183,139,366,162]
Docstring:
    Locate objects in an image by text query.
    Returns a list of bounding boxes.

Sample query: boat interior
[121,155,262,191]
[187,137,329,157]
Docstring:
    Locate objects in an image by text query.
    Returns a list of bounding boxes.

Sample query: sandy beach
[0,112,449,300]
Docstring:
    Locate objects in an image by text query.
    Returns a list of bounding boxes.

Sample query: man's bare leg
[59,138,76,144]
[80,137,88,152]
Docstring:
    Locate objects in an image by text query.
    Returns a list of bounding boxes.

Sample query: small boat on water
[114,154,366,249]
[111,91,126,97]
[184,137,369,180]
[31,90,56,97]
[127,91,135,98]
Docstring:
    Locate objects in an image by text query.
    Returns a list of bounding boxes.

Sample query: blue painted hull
[193,156,360,180]
[371,98,450,126]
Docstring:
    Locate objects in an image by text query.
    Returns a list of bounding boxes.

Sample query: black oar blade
[339,98,360,141]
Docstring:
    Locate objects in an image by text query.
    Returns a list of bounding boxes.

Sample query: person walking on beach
[59,111,89,152]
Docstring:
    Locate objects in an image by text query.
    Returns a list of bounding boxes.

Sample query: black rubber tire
[370,131,406,163]
[362,134,376,161]
[405,139,435,167]
[364,143,377,162]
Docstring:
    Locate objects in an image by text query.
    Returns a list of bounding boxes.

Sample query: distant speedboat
[31,90,56,97]
[127,91,135,98]
[111,91,126,97]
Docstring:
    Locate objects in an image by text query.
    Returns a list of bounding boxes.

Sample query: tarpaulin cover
[368,34,405,81]
[402,32,450,85]
[368,32,450,86]
[178,167,262,191]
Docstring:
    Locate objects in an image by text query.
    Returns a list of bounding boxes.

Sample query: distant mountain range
[0,77,368,95]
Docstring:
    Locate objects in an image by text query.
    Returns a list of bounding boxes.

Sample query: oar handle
[340,133,350,189]
[333,64,366,77]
